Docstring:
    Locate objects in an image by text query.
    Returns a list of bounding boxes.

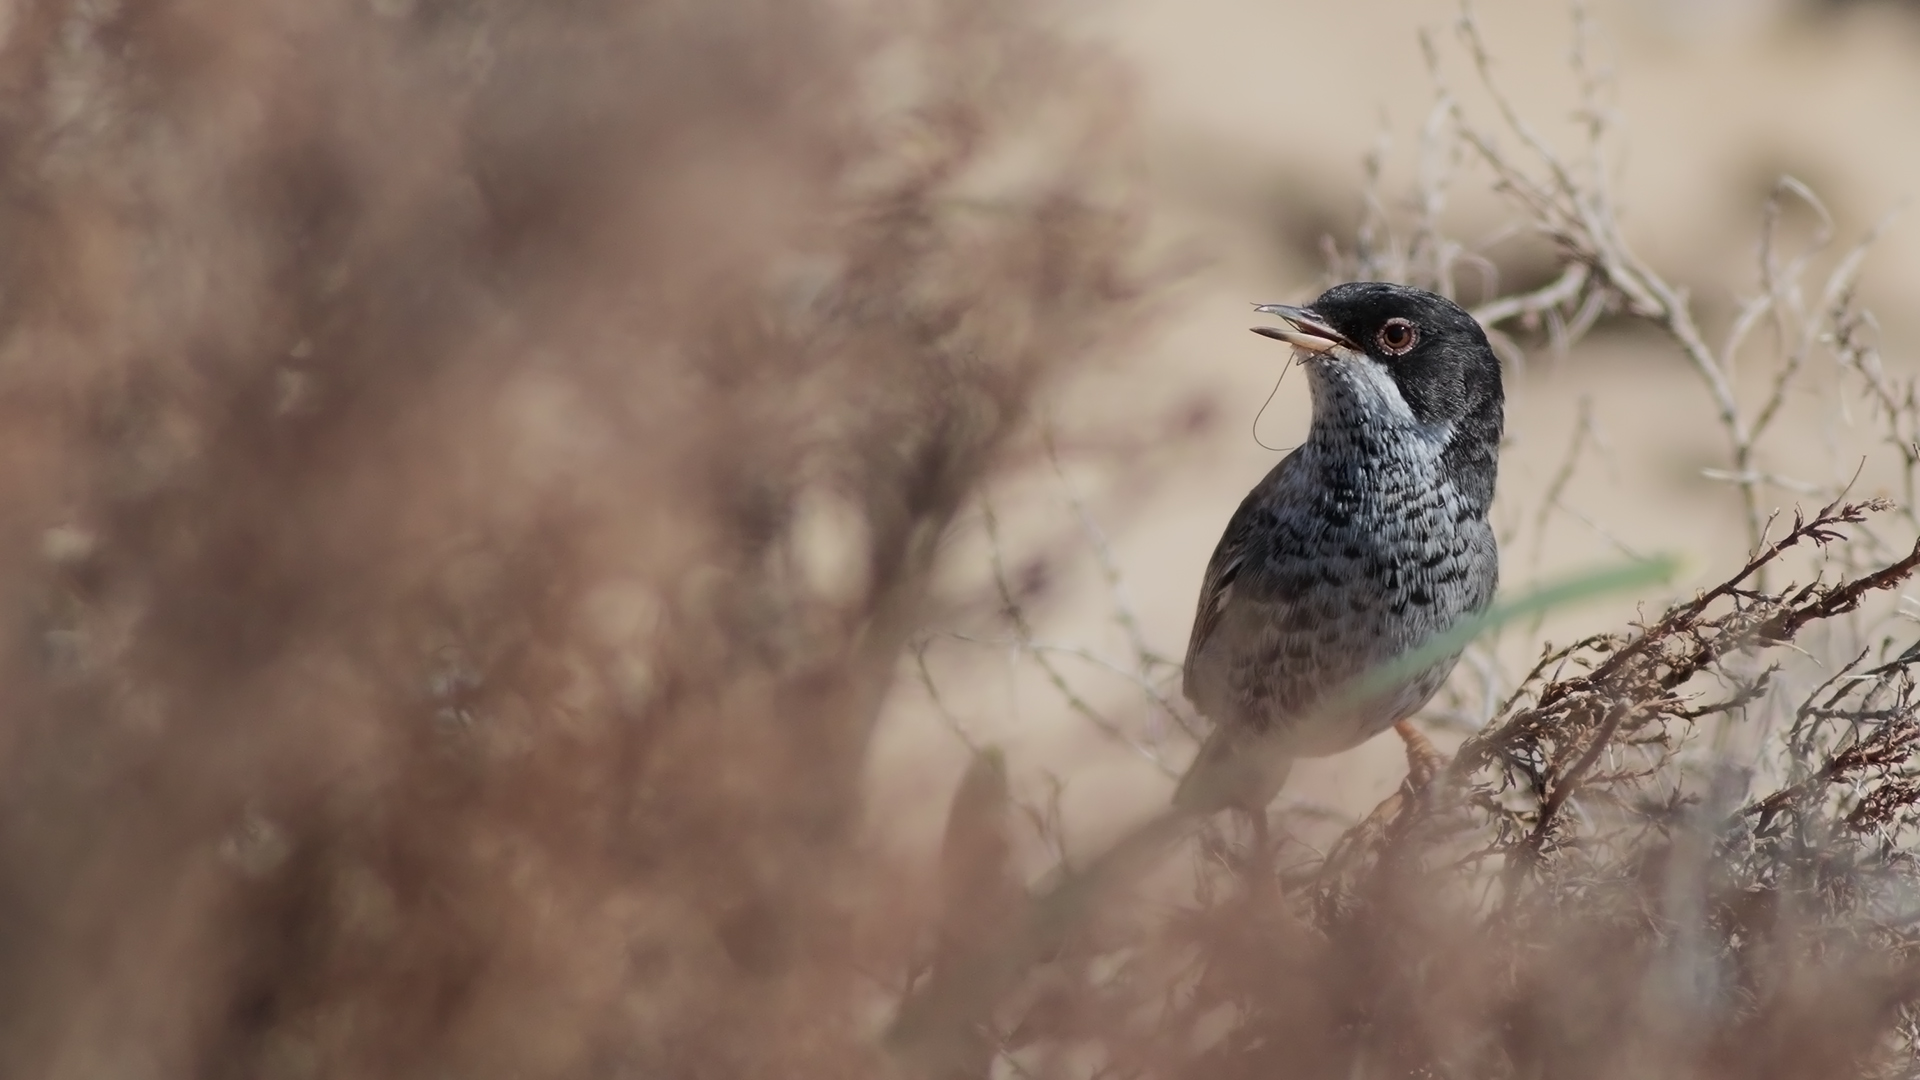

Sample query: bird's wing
[1181,451,1301,699]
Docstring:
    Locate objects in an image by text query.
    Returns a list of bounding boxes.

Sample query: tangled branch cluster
[1454,500,1920,884]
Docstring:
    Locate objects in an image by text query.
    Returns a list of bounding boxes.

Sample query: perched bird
[1174,281,1504,821]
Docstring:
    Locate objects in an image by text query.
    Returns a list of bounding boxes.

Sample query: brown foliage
[0,1,1141,1076]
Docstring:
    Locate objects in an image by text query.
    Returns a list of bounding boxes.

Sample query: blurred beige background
[867,0,1920,869]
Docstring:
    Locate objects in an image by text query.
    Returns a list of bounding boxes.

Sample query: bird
[1173,281,1504,829]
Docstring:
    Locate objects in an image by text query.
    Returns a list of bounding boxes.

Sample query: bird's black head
[1252,281,1504,505]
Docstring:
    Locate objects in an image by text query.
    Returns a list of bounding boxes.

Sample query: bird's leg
[1241,806,1275,893]
[1337,721,1447,844]
[1392,719,1444,793]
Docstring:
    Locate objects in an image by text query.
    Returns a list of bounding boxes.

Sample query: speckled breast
[1189,438,1499,758]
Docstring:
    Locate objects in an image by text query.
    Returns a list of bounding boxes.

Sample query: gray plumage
[1175,282,1504,817]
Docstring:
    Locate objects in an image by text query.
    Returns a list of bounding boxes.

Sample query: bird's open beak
[1250,303,1357,354]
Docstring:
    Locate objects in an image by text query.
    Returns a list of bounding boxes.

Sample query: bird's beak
[1250,303,1357,354]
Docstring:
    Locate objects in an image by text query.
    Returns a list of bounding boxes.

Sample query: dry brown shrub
[0,1,1143,1076]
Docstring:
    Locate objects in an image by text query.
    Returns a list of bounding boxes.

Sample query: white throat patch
[1302,350,1455,455]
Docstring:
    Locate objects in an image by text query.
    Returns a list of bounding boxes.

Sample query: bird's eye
[1377,318,1419,356]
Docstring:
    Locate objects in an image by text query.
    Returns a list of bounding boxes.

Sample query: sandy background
[867,0,1920,867]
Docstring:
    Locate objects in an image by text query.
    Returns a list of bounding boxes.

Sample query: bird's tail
[1171,726,1292,816]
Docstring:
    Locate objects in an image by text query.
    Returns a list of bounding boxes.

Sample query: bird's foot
[1339,722,1447,851]
[1392,719,1445,794]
